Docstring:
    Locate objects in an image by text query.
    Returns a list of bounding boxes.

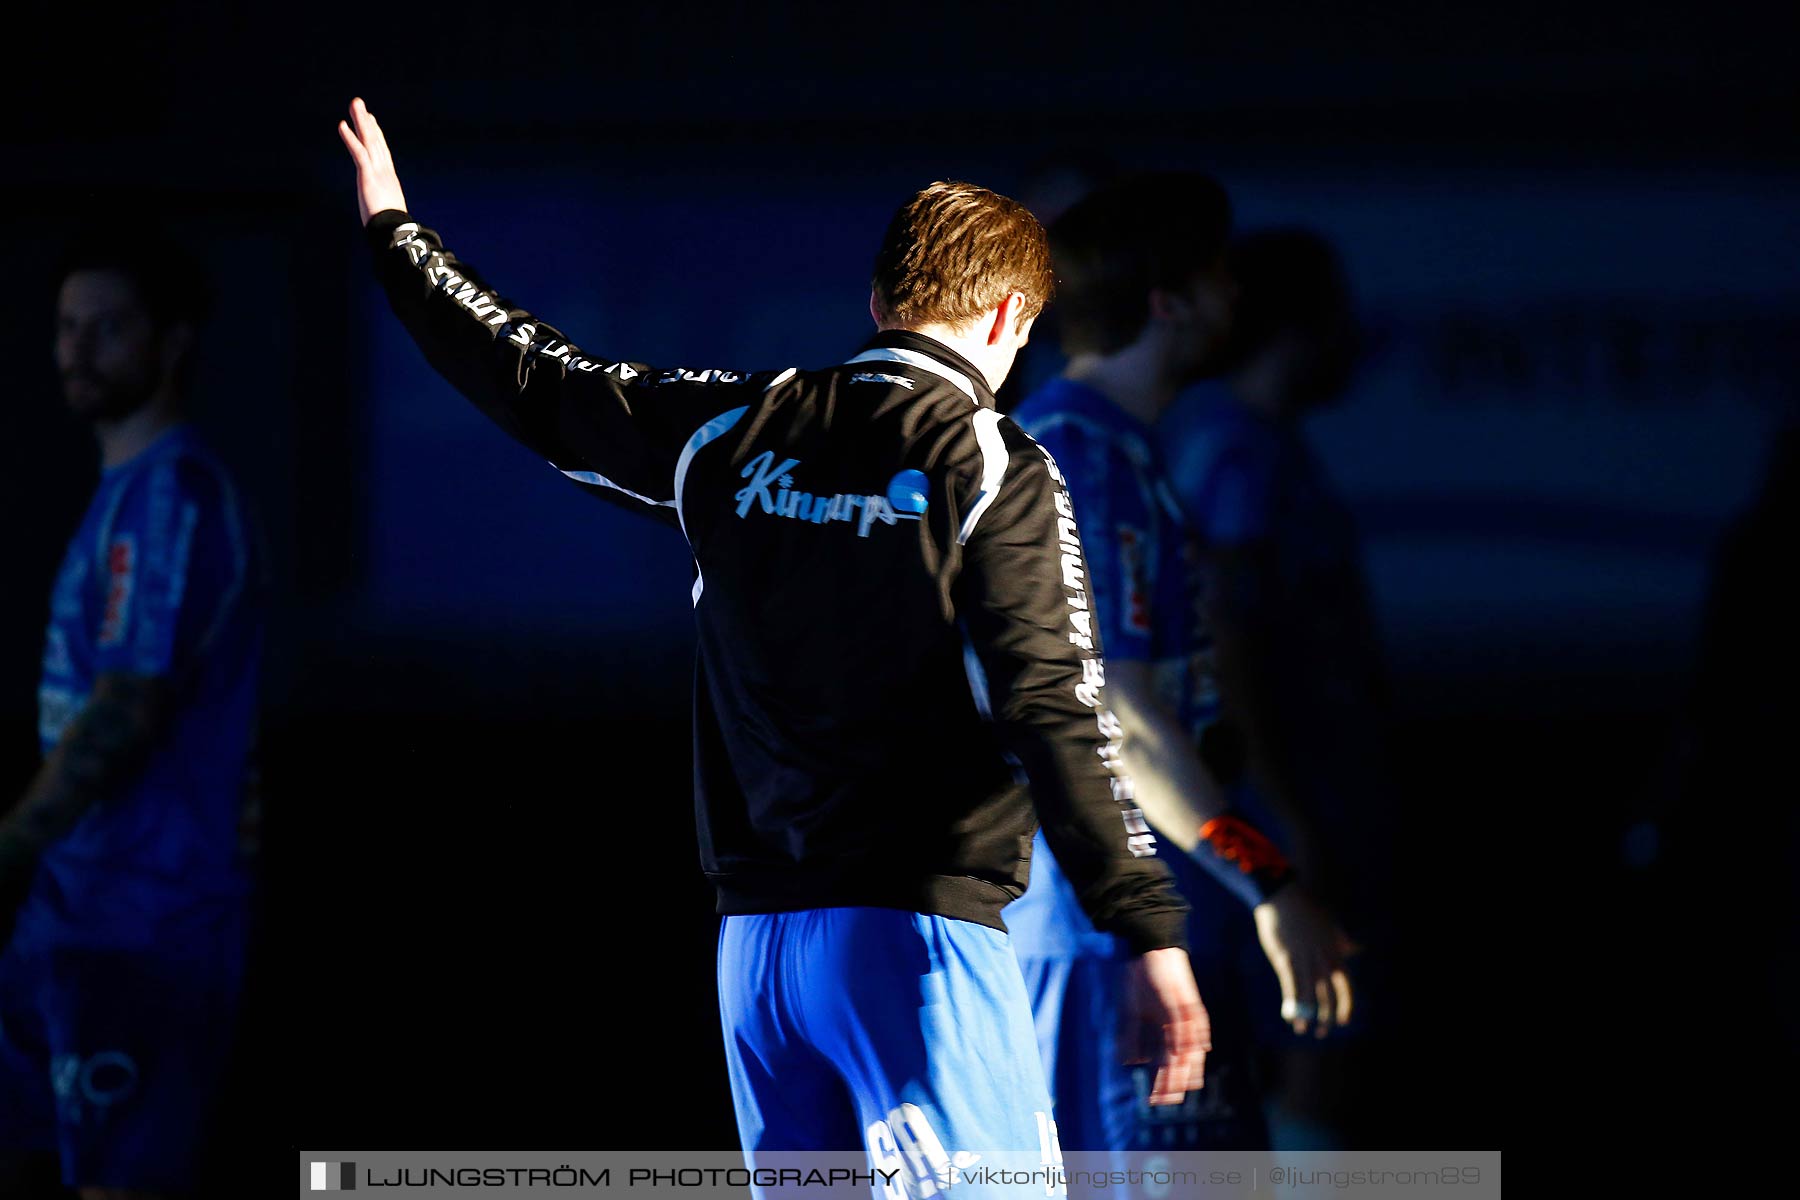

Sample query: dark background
[3,0,1797,1185]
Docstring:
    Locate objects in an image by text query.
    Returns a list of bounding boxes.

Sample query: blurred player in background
[1006,175,1356,1160]
[1160,229,1393,1144]
[999,151,1121,410]
[0,240,263,1198]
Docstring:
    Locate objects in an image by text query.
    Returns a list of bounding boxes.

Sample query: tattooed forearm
[0,674,172,891]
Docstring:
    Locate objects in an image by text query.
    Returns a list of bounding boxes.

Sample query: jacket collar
[851,330,998,410]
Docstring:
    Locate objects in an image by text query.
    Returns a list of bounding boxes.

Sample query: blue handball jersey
[1158,385,1372,758]
[1159,385,1359,594]
[1005,379,1216,958]
[27,425,261,943]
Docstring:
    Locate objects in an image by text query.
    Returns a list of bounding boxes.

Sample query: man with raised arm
[338,99,1203,1191]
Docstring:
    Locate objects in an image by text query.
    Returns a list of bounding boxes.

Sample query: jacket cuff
[364,209,416,253]
[1112,908,1190,957]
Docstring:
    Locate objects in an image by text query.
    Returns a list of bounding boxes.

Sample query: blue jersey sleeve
[1030,422,1157,664]
[1162,397,1282,547]
[92,454,245,681]
[1192,447,1275,545]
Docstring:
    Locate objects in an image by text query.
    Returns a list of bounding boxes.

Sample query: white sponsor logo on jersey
[733,451,924,537]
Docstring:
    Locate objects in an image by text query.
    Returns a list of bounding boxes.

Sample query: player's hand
[1121,946,1212,1105]
[1252,885,1358,1038]
[337,97,409,227]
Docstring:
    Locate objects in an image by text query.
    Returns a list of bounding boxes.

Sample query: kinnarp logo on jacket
[734,452,929,538]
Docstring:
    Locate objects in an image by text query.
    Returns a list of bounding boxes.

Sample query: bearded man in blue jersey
[1006,174,1357,1157]
[0,241,262,1199]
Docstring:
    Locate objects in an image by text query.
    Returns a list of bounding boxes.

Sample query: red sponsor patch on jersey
[1116,525,1152,635]
[98,535,136,647]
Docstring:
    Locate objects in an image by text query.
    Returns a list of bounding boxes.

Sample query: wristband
[1190,813,1295,908]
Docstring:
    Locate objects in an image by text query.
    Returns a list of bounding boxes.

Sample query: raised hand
[337,97,409,227]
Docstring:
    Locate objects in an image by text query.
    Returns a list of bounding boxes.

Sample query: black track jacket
[366,210,1187,955]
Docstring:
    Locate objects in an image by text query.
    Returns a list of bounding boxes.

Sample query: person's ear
[988,291,1027,346]
[869,289,884,329]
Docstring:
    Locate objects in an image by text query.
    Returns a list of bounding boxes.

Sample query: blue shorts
[0,905,247,1192]
[719,907,1061,1198]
